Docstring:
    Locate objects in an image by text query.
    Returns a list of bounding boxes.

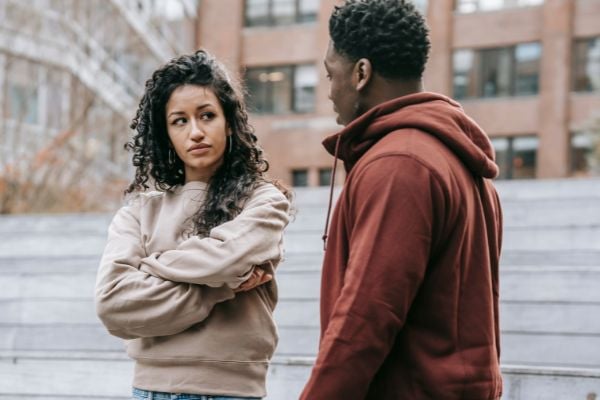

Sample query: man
[300,1,503,399]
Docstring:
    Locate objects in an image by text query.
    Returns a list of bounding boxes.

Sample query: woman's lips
[188,144,210,154]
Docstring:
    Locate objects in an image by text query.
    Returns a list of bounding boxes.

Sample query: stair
[0,179,599,398]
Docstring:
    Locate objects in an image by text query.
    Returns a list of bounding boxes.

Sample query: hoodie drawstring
[322,135,341,251]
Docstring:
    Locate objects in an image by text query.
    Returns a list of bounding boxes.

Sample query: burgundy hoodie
[300,92,503,399]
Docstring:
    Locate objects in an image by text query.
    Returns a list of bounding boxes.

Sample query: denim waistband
[132,387,261,400]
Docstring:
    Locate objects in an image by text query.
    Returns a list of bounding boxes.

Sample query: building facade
[197,0,600,186]
[0,0,198,212]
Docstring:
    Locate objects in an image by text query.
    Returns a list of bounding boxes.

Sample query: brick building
[197,0,600,186]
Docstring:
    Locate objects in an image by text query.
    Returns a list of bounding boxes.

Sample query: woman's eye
[200,112,215,121]
[172,118,186,126]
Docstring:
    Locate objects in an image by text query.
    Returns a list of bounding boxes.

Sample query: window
[6,59,39,124]
[246,64,317,114]
[245,0,318,27]
[571,129,600,176]
[292,169,309,187]
[515,42,542,95]
[453,43,541,99]
[46,68,64,129]
[453,49,476,99]
[491,136,538,179]
[7,83,38,124]
[456,0,543,13]
[573,37,600,92]
[411,0,428,13]
[319,168,332,186]
[480,47,512,97]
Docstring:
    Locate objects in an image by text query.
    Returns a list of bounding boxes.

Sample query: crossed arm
[138,186,290,288]
[95,186,290,340]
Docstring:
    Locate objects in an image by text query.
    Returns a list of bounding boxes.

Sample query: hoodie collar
[322,92,498,179]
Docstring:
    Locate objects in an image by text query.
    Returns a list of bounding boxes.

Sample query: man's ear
[352,58,372,92]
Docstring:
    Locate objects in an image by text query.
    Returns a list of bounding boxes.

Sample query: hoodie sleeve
[137,184,290,287]
[300,155,445,400]
[95,203,235,340]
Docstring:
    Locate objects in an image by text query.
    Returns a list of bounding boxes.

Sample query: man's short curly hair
[329,0,430,80]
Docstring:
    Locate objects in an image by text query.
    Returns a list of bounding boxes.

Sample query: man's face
[324,42,359,126]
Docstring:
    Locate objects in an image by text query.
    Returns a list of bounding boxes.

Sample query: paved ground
[1,178,600,398]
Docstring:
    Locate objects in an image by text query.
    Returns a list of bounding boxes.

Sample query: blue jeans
[132,388,261,400]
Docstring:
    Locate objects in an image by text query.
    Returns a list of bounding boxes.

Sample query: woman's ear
[353,58,372,92]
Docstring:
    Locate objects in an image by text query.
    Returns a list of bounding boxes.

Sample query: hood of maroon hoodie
[323,92,499,179]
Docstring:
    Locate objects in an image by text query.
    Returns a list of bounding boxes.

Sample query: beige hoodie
[95,181,290,397]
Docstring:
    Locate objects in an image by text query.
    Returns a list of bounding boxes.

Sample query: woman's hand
[234,267,272,292]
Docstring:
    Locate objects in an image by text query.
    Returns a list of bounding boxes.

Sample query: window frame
[245,63,317,114]
[453,42,541,100]
[291,168,309,187]
[244,0,318,27]
[455,0,544,14]
[491,135,538,180]
[572,36,600,93]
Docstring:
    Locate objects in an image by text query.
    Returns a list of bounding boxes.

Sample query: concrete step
[1,349,598,400]
[289,198,600,232]
[282,225,600,254]
[494,178,600,200]
[0,350,132,399]
[283,249,600,268]
[4,224,600,258]
[4,261,600,317]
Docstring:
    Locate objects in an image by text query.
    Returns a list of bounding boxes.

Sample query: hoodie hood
[322,92,498,179]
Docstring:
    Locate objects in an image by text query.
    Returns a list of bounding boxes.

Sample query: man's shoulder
[355,129,446,172]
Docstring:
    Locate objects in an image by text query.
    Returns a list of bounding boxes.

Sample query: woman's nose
[189,119,204,140]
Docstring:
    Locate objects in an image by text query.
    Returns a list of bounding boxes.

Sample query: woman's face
[165,84,228,183]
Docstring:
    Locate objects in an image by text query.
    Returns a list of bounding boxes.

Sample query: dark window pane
[453,49,475,99]
[245,67,271,113]
[246,64,315,114]
[271,66,293,114]
[570,131,600,176]
[573,37,600,92]
[480,48,512,98]
[491,136,538,180]
[272,0,295,25]
[512,136,538,179]
[515,42,541,95]
[491,137,511,179]
[246,0,269,26]
[293,64,317,113]
[298,0,318,22]
[292,169,309,187]
[319,168,332,186]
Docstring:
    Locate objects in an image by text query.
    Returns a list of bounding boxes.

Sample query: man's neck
[362,77,425,111]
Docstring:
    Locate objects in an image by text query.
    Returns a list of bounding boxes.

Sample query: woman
[95,50,291,400]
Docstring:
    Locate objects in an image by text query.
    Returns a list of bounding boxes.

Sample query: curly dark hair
[329,0,430,80]
[125,49,289,237]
